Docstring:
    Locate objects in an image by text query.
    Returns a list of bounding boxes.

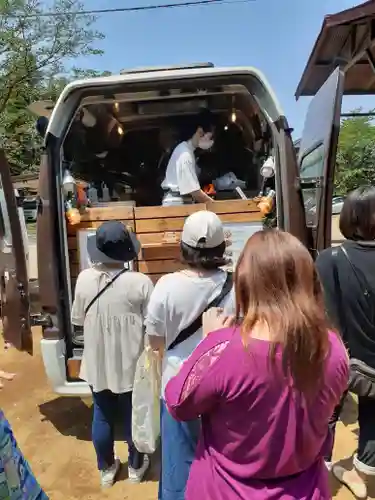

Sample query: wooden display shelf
[69,244,181,264]
[210,199,260,214]
[67,199,263,284]
[133,203,206,219]
[70,258,184,278]
[79,205,134,222]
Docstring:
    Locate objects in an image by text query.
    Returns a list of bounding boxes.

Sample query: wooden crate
[68,206,135,280]
[134,203,206,282]
[68,200,262,283]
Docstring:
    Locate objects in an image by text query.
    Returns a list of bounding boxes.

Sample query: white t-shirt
[71,265,154,394]
[145,270,235,397]
[161,141,200,195]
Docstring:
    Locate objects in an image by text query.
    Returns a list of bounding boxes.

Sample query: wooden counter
[68,199,262,285]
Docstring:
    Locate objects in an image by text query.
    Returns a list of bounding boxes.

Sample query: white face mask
[198,134,214,150]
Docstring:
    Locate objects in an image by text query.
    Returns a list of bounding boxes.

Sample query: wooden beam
[344,34,375,73]
[366,48,375,89]
[350,24,358,58]
[366,48,375,73]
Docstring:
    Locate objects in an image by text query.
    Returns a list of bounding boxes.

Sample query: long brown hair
[235,230,329,394]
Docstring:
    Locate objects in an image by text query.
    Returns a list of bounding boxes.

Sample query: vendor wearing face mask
[161,109,215,206]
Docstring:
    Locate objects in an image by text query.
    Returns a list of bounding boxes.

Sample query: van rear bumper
[40,338,91,397]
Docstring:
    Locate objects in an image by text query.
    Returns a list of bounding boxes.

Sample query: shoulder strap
[168,272,233,351]
[340,245,371,299]
[331,247,339,290]
[84,267,128,316]
[331,247,347,337]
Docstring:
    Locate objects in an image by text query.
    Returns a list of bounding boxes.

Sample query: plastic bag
[214,172,246,191]
[132,347,161,454]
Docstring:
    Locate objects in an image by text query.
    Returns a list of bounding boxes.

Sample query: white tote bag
[132,346,161,454]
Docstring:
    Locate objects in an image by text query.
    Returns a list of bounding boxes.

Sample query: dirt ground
[0,329,373,500]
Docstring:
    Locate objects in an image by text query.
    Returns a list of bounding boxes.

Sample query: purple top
[165,328,349,500]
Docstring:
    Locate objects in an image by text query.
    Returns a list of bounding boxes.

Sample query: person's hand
[202,308,236,338]
[0,370,15,389]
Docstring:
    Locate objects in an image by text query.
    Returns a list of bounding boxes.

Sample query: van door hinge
[30,313,53,328]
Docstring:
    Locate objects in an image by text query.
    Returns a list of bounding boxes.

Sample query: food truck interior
[60,82,277,353]
[63,85,275,206]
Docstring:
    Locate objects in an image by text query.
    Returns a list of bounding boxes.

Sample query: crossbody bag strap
[331,248,347,336]
[168,272,233,351]
[340,245,371,299]
[331,248,340,294]
[84,267,128,316]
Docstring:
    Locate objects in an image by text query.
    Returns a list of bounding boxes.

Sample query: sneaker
[100,458,121,488]
[332,464,368,500]
[128,454,150,484]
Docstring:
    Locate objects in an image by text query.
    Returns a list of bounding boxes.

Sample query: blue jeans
[0,410,48,499]
[91,389,144,471]
[158,399,200,500]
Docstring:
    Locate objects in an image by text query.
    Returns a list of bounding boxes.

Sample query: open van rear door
[298,67,344,253]
[0,151,32,354]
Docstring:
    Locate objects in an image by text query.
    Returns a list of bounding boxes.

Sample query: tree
[0,0,104,174]
[335,109,375,194]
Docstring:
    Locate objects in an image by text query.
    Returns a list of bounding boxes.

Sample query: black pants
[356,396,375,468]
[326,392,375,469]
[325,391,348,462]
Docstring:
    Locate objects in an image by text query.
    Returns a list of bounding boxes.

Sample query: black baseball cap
[87,221,141,263]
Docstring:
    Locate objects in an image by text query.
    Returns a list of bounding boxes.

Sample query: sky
[72,0,373,137]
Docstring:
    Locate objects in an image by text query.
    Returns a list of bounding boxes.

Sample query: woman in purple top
[165,230,349,500]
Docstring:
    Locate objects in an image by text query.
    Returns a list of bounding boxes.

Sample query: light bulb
[260,165,274,178]
[260,157,275,178]
[114,102,119,112]
[231,112,237,123]
[62,169,76,194]
[224,125,229,131]
[117,125,124,135]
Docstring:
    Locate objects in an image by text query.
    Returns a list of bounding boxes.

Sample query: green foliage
[335,109,375,195]
[0,0,106,175]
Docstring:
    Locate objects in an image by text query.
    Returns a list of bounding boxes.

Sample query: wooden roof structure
[295,0,375,99]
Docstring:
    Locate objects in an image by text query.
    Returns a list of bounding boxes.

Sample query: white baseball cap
[181,211,225,249]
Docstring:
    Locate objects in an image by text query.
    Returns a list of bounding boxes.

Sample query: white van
[0,63,344,396]
[23,197,38,222]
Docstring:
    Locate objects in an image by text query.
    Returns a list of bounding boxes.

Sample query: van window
[23,199,37,210]
[299,144,324,227]
[0,188,12,247]
[0,202,6,242]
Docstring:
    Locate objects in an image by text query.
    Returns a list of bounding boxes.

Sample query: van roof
[119,62,214,74]
[46,65,283,138]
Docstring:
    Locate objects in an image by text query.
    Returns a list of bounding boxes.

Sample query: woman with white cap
[71,221,154,488]
[146,211,234,500]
